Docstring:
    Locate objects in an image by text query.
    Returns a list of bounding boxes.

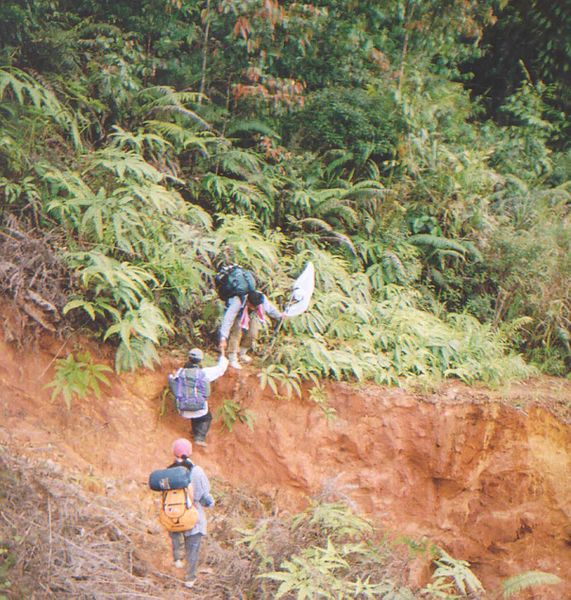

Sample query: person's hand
[200,494,215,508]
[280,312,288,319]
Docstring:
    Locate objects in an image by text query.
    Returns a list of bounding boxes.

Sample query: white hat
[188,348,204,361]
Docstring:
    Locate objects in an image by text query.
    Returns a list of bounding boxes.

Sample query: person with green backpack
[168,348,228,446]
[215,265,285,369]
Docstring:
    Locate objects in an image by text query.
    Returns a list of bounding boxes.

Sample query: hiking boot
[239,351,253,364]
[174,559,184,569]
[194,439,207,447]
[228,354,242,369]
[184,579,196,589]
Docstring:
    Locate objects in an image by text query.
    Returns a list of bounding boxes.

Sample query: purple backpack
[168,367,211,412]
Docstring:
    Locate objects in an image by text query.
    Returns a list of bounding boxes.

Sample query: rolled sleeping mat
[149,466,191,491]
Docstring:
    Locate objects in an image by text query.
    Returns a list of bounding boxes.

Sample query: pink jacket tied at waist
[240,303,265,330]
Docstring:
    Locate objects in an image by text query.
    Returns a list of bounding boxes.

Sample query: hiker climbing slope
[216,264,285,369]
[150,438,214,590]
[168,348,228,446]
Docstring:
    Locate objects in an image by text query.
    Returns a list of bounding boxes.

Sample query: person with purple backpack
[169,348,228,447]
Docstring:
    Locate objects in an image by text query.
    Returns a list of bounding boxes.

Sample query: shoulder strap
[182,458,194,473]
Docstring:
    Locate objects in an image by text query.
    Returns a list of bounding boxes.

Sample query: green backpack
[215,264,256,302]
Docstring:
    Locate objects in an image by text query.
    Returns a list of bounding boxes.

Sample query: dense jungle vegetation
[0,0,569,385]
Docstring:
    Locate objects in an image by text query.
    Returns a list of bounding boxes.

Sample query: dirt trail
[0,331,570,596]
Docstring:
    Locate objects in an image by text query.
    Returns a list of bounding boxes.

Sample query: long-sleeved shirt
[175,355,229,419]
[219,295,282,341]
[167,459,213,536]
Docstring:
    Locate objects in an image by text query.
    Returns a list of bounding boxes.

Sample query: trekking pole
[263,292,295,362]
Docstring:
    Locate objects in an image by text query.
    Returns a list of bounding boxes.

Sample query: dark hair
[184,358,201,368]
[247,290,264,306]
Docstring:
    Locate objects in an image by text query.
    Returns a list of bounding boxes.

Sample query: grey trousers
[227,312,262,354]
[171,531,203,581]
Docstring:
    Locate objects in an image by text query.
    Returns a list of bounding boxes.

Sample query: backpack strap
[166,459,194,473]
[189,366,200,400]
[184,486,193,509]
[173,367,184,399]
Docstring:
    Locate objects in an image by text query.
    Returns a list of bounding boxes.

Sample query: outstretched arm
[202,355,229,382]
[262,296,285,321]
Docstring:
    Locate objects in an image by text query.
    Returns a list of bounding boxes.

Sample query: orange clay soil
[0,330,570,596]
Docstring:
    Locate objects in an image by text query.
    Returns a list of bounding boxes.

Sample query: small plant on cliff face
[308,383,337,423]
[421,548,484,598]
[258,364,302,399]
[46,351,112,410]
[216,399,256,432]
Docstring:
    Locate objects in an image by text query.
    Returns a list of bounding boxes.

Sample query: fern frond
[138,85,211,130]
[409,234,467,255]
[226,119,280,139]
[0,67,82,149]
[501,571,562,598]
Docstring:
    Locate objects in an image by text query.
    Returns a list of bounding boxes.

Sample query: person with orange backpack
[149,438,214,589]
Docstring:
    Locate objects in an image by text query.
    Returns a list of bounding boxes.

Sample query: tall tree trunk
[397,0,415,94]
[199,0,212,104]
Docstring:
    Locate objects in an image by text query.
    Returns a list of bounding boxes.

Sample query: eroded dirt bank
[0,332,570,596]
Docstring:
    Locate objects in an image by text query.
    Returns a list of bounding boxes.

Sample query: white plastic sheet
[284,262,315,317]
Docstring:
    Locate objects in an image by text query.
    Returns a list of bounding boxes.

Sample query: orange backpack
[159,486,199,532]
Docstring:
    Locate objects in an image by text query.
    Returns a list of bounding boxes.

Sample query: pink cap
[172,438,192,458]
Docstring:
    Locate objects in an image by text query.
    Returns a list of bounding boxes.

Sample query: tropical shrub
[216,399,256,433]
[46,351,112,409]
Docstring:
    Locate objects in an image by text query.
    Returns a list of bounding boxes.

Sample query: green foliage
[289,87,401,167]
[422,548,484,598]
[46,351,112,410]
[260,539,400,600]
[308,384,337,423]
[501,571,563,599]
[292,502,373,539]
[243,500,415,600]
[0,0,568,382]
[258,364,302,400]
[0,67,81,149]
[216,399,256,433]
[63,254,173,371]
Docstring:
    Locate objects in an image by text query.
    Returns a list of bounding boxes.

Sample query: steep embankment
[1,327,570,596]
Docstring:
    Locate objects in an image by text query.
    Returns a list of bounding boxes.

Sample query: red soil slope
[0,330,569,596]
